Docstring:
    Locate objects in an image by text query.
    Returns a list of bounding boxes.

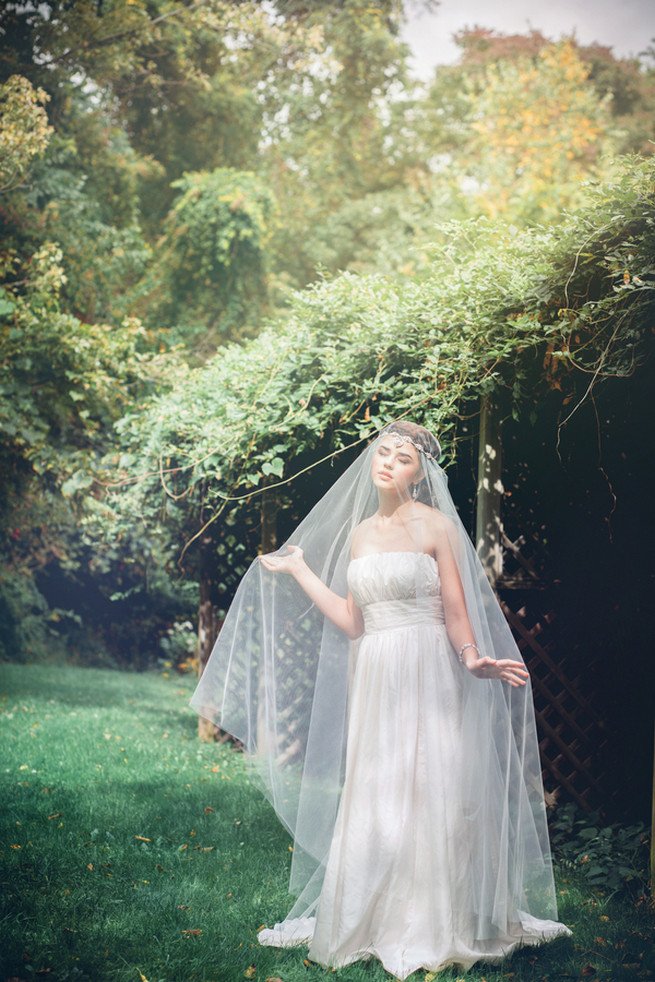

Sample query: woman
[191,421,570,978]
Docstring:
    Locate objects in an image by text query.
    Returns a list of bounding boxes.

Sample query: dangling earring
[412,484,418,501]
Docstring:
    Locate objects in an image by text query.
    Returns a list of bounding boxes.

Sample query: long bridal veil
[190,423,561,939]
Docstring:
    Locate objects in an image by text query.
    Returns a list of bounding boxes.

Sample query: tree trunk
[197,531,220,742]
[476,395,503,590]
[651,720,655,897]
[260,484,278,555]
[257,484,278,753]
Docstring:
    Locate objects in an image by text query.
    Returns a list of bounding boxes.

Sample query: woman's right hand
[260,544,306,577]
[468,655,530,687]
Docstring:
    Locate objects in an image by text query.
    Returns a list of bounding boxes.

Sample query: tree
[259,0,427,285]
[451,28,655,157]
[419,31,655,228]
[425,41,615,225]
[0,75,52,193]
[0,75,187,662]
[0,239,178,661]
[141,167,278,350]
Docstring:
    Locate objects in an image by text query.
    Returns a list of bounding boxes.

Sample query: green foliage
[31,142,150,324]
[259,1,425,286]
[451,27,655,158]
[0,243,146,481]
[550,803,650,900]
[0,236,190,663]
[4,98,151,324]
[0,568,58,663]
[159,619,198,674]
[0,74,52,192]
[427,41,618,226]
[107,156,655,609]
[144,168,277,347]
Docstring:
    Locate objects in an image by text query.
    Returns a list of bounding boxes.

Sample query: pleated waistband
[362,597,445,634]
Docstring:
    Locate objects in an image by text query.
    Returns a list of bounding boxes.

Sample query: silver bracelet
[458,642,479,664]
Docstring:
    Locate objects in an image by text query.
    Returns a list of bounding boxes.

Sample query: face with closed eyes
[371,437,423,497]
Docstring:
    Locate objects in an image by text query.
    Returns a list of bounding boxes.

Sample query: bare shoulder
[411,502,450,531]
[416,504,458,551]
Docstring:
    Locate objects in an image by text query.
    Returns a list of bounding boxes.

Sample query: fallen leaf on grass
[181,929,202,938]
[266,977,283,981]
[204,806,215,813]
[244,967,256,979]
[135,835,151,842]
[136,971,149,982]
[582,966,596,977]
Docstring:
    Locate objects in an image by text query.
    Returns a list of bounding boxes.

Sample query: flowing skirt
[260,617,569,978]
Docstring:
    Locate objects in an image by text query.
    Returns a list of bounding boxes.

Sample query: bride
[191,421,570,978]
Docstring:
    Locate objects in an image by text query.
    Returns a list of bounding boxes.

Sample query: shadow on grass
[1,767,293,981]
[0,661,194,705]
[1,664,652,982]
[0,662,200,739]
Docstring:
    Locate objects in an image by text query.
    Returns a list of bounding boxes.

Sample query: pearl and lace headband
[383,427,441,462]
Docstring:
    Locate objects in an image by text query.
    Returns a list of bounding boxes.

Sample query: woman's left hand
[468,656,529,687]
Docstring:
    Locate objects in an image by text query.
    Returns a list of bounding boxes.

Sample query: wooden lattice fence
[499,533,611,814]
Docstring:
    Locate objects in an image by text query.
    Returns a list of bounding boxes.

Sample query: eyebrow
[379,442,414,459]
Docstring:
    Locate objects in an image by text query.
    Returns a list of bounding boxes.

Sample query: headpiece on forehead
[382,421,441,462]
[191,419,558,941]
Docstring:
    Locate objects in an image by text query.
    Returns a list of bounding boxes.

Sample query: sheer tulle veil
[190,422,561,936]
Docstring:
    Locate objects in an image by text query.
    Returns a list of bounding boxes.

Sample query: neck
[376,489,409,519]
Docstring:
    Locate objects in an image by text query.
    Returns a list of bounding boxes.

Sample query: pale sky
[402,0,655,78]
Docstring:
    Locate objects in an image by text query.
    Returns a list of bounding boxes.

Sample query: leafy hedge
[110,155,655,581]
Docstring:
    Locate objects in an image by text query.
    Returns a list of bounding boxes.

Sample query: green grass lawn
[0,663,652,982]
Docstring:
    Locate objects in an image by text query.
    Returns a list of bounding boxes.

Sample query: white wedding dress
[259,551,570,978]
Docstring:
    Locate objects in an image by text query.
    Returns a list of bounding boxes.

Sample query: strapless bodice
[347,551,444,634]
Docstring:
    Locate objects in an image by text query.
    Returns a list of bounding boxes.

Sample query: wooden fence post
[651,719,655,897]
[257,483,278,753]
[476,395,504,589]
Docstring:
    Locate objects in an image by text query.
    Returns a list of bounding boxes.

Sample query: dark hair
[378,421,441,506]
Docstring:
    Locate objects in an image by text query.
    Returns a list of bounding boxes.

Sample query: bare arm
[260,546,364,640]
[434,520,529,688]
